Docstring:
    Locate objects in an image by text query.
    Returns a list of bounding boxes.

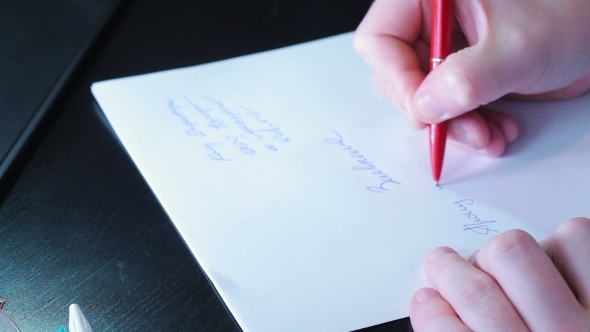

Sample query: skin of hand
[354,0,590,156]
[409,217,590,331]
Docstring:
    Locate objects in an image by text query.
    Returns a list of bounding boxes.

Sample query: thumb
[412,42,528,123]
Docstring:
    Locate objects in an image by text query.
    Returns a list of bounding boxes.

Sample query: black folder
[0,0,123,184]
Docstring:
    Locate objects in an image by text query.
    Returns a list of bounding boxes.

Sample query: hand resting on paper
[354,0,590,157]
[409,217,590,331]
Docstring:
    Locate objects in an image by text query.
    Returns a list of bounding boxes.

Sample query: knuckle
[556,217,590,236]
[457,274,498,308]
[485,229,537,260]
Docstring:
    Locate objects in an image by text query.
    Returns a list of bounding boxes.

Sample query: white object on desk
[69,304,92,332]
[91,33,590,331]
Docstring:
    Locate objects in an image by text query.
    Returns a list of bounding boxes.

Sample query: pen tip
[434,181,439,186]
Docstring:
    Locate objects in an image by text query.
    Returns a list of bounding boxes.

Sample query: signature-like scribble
[324,129,401,193]
[454,199,498,235]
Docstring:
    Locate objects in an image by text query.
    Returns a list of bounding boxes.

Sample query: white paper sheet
[91,32,590,332]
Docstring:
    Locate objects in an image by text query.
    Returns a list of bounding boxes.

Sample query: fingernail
[428,247,452,261]
[468,249,479,265]
[416,94,447,122]
[415,288,437,303]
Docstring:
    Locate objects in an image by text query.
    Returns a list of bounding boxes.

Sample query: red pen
[429,0,452,185]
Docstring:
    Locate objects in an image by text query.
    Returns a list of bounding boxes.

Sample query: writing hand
[410,217,590,331]
[354,0,590,156]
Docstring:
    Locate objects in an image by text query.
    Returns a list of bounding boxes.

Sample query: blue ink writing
[202,97,264,140]
[226,135,256,155]
[203,96,291,143]
[454,199,498,235]
[182,94,227,130]
[203,142,232,161]
[167,99,206,137]
[324,129,401,193]
[241,107,291,142]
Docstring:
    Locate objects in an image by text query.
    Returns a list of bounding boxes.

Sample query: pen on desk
[429,0,452,185]
[69,304,93,332]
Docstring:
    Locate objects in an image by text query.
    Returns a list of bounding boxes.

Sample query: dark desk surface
[0,1,413,330]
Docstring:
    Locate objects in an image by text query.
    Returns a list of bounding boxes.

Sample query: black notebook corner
[0,0,124,187]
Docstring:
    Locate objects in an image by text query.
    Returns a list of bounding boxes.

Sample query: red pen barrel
[430,0,452,71]
[430,122,448,181]
[429,0,452,183]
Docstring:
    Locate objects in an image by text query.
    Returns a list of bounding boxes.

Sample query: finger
[356,0,425,45]
[414,38,430,74]
[415,31,470,73]
[410,288,471,332]
[447,112,490,150]
[477,106,519,143]
[476,229,589,331]
[446,111,509,156]
[479,120,507,157]
[412,39,535,124]
[425,246,527,331]
[373,74,426,129]
[541,217,590,309]
[354,0,426,114]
